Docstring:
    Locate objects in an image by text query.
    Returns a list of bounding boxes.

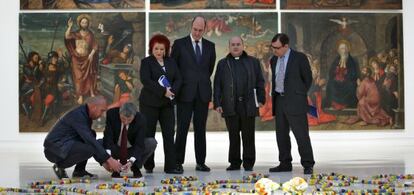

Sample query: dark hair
[191,16,207,29]
[27,51,40,63]
[271,33,289,46]
[362,66,373,77]
[48,51,58,59]
[149,34,170,56]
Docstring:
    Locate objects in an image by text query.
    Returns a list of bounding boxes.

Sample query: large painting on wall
[282,13,404,130]
[20,0,145,9]
[150,12,278,131]
[150,0,276,9]
[281,0,402,9]
[19,12,145,132]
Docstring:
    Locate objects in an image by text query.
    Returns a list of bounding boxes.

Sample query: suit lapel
[201,41,208,65]
[114,111,122,141]
[150,56,165,75]
[185,36,198,64]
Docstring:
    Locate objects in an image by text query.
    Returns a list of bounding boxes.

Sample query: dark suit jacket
[214,52,266,117]
[139,55,182,107]
[171,35,216,102]
[43,105,110,164]
[271,49,312,115]
[103,107,146,167]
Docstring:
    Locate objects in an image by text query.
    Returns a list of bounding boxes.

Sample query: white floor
[1,131,414,193]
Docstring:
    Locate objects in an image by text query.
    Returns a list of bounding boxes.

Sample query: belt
[237,97,244,101]
[275,92,285,96]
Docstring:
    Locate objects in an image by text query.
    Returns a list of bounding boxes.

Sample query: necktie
[276,56,285,93]
[119,125,128,165]
[195,40,202,64]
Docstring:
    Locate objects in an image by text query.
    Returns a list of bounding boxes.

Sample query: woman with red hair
[139,34,182,174]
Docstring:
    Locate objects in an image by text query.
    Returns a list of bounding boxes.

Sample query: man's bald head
[191,16,206,41]
[229,36,244,57]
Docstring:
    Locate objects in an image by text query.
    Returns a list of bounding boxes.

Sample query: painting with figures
[150,12,278,131]
[282,13,404,130]
[20,0,145,9]
[281,0,402,9]
[150,0,276,9]
[19,12,145,132]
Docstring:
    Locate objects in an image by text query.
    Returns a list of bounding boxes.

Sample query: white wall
[1,0,413,141]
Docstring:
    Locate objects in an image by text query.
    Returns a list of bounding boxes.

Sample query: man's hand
[67,17,73,28]
[121,161,132,172]
[107,35,114,45]
[215,106,223,113]
[103,157,122,173]
[258,103,264,108]
[165,88,175,99]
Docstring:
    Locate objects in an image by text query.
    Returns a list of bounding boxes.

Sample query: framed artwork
[150,0,276,9]
[20,0,145,10]
[19,12,145,132]
[282,13,404,129]
[150,12,278,130]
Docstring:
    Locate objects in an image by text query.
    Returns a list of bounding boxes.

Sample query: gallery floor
[0,131,413,194]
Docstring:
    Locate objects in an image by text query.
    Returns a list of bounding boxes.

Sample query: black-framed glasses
[271,45,283,50]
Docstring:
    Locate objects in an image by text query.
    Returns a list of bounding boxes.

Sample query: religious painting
[150,12,278,131]
[282,13,404,130]
[150,0,276,9]
[281,0,402,9]
[20,0,145,9]
[19,12,145,132]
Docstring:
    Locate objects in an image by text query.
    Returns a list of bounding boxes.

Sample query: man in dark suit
[214,36,265,171]
[268,33,315,174]
[44,95,122,179]
[103,102,157,178]
[171,16,216,172]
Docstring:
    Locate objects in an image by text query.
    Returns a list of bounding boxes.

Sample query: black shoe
[244,167,253,171]
[269,164,292,172]
[132,170,143,178]
[176,164,184,172]
[195,164,210,172]
[145,169,153,174]
[304,167,313,174]
[111,172,121,178]
[226,164,240,171]
[165,168,183,174]
[53,164,68,179]
[72,170,98,178]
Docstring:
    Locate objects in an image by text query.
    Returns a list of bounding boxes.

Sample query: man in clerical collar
[213,36,266,171]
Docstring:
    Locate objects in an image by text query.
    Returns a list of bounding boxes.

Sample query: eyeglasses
[271,45,283,50]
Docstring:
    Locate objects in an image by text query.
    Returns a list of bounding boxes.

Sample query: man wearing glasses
[268,33,315,175]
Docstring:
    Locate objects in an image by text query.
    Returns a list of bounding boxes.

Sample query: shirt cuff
[106,149,111,155]
[129,157,136,163]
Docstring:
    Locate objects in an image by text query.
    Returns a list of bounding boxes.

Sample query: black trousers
[44,140,97,171]
[274,95,315,168]
[109,138,157,172]
[175,96,209,165]
[224,114,256,168]
[140,103,177,171]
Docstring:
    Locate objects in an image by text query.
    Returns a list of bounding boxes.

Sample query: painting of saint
[282,13,404,130]
[19,12,145,132]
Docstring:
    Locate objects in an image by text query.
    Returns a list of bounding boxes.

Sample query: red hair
[149,34,170,56]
